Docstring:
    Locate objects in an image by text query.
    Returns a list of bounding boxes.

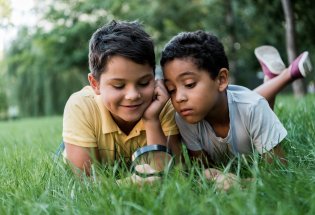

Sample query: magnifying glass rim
[131,144,174,178]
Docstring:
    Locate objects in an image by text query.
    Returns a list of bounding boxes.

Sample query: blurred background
[0,0,314,119]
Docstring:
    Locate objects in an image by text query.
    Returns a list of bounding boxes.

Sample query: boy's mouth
[180,108,193,116]
[122,104,143,109]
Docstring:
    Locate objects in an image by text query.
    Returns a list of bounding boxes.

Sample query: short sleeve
[159,99,179,136]
[62,92,98,147]
[175,113,202,151]
[248,99,287,154]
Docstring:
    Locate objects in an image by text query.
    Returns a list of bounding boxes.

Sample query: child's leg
[254,68,291,109]
[254,46,286,109]
[254,46,312,109]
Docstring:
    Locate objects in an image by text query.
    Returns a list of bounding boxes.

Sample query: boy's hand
[116,174,161,186]
[143,80,169,121]
[204,168,239,192]
[116,164,161,185]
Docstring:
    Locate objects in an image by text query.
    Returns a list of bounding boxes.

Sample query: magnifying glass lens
[131,145,174,177]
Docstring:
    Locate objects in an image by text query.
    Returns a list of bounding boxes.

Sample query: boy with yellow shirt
[62,20,181,179]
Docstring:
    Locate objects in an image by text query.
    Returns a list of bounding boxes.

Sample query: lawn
[0,95,315,215]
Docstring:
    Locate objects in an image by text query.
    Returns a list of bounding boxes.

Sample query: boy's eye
[168,89,175,94]
[138,81,150,87]
[185,82,196,88]
[166,87,176,94]
[113,84,124,89]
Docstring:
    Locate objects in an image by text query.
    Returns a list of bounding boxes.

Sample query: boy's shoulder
[67,86,96,103]
[65,86,99,113]
[227,85,264,106]
[64,86,103,128]
[70,86,96,98]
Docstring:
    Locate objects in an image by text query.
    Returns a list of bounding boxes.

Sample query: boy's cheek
[145,87,156,101]
[143,101,153,110]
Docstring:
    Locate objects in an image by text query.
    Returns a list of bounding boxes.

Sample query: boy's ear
[88,73,101,95]
[216,68,229,92]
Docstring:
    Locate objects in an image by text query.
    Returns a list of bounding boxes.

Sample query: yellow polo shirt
[62,86,179,163]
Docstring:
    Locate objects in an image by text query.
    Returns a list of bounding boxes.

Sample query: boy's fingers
[116,173,161,186]
[135,164,158,174]
[155,80,169,97]
[133,174,161,185]
[214,173,239,191]
[204,168,222,180]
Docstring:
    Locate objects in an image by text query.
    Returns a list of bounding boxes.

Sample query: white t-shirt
[176,85,287,164]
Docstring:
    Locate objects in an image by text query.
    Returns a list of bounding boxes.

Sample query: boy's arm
[65,142,100,176]
[143,80,170,146]
[143,80,182,162]
[167,134,182,163]
[143,121,182,157]
[189,150,239,191]
[143,119,168,146]
[248,99,287,163]
[262,143,287,165]
[188,149,214,167]
[63,89,102,177]
[143,113,182,163]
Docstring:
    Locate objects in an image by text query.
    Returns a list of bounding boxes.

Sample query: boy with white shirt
[160,30,312,188]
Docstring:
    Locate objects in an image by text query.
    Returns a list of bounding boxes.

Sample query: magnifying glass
[130,144,174,178]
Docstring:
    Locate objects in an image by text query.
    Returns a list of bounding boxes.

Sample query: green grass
[1,95,315,215]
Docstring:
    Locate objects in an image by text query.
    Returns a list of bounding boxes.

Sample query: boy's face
[163,58,226,124]
[90,56,155,126]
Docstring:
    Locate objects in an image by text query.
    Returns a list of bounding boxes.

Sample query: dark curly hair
[160,30,229,79]
[89,20,155,81]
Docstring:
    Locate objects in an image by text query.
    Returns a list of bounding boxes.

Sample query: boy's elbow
[65,142,99,177]
[263,144,287,165]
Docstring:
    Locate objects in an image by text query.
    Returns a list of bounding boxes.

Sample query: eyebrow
[108,74,154,81]
[164,71,195,82]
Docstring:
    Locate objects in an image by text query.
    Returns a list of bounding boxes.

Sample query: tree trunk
[281,0,305,97]
[224,0,236,84]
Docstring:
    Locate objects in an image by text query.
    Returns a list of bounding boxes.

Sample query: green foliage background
[1,0,315,116]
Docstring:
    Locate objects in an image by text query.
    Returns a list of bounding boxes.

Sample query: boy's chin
[123,115,142,123]
[181,116,201,124]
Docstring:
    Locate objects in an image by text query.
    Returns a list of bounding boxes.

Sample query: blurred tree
[0,70,8,119]
[0,0,12,119]
[282,0,307,97]
[4,0,106,116]
[2,0,314,116]
[0,0,11,27]
[223,0,237,84]
[254,0,315,95]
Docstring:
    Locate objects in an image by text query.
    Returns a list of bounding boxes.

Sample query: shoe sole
[299,51,313,77]
[254,46,286,75]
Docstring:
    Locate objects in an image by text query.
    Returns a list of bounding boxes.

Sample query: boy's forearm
[143,119,167,146]
[263,144,287,165]
[167,134,182,164]
[65,143,100,177]
[142,119,181,168]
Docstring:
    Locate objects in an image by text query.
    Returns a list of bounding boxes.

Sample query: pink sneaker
[289,51,313,79]
[254,46,286,79]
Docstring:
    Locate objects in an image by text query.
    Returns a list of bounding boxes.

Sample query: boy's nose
[175,92,187,103]
[125,88,141,100]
